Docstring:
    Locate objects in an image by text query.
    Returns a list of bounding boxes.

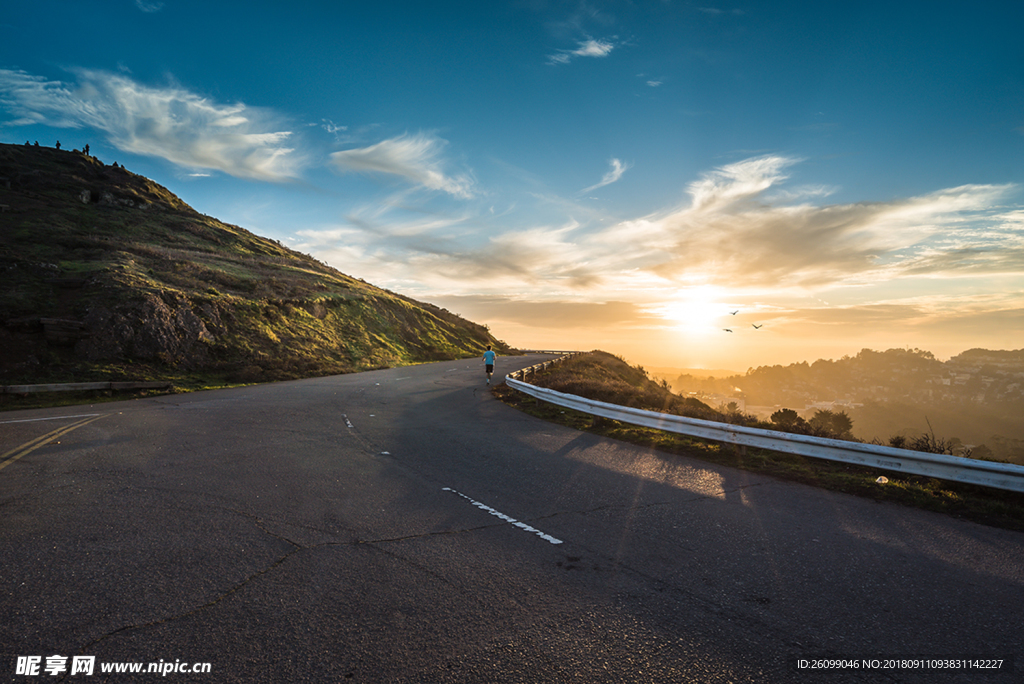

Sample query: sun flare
[652,287,732,335]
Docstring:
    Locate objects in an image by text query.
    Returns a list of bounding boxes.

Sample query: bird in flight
[723,328,733,333]
[729,310,738,315]
[752,324,763,329]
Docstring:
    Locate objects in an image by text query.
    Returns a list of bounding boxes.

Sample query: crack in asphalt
[60,479,773,678]
[223,506,307,549]
[61,546,303,681]
[59,510,535,675]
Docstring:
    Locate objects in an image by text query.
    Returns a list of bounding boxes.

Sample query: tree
[831,411,853,437]
[809,409,835,433]
[808,409,854,438]
[770,408,804,429]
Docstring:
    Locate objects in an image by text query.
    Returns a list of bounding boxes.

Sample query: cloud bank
[0,68,300,181]
[594,156,1020,292]
[302,155,1021,309]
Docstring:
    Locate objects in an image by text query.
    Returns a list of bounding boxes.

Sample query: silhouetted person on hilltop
[55,141,60,150]
[84,144,89,155]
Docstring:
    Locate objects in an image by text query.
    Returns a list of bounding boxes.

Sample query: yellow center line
[0,414,107,472]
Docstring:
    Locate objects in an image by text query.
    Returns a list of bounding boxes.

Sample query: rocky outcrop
[40,318,88,345]
[76,293,220,369]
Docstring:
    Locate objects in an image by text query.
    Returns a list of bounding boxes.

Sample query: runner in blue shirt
[483,345,496,384]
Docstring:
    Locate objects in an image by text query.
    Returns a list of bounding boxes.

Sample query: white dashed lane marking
[443,487,563,545]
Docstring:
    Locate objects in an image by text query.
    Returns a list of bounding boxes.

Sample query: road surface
[1,355,1021,682]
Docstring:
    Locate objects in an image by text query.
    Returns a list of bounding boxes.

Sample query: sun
[653,287,732,335]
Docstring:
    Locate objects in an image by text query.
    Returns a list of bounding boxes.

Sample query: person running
[483,345,496,384]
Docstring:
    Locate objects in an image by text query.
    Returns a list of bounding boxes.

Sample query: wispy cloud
[329,132,474,199]
[581,158,631,193]
[0,68,301,181]
[320,119,347,136]
[548,38,616,65]
[428,296,656,331]
[135,0,164,12]
[636,73,664,88]
[686,154,799,211]
[696,6,744,16]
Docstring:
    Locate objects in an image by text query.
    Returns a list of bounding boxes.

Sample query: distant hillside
[648,366,742,383]
[0,142,513,388]
[670,347,1024,464]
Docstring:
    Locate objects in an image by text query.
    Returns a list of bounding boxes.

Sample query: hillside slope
[0,142,511,387]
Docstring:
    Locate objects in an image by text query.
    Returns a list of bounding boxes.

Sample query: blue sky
[3,0,1023,370]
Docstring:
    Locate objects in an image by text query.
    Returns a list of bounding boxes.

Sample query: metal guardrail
[517,350,582,356]
[507,352,582,381]
[505,371,1024,494]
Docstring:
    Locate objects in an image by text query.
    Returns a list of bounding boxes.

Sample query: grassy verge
[0,387,180,411]
[0,356,450,412]
[0,368,259,411]
[493,352,1024,532]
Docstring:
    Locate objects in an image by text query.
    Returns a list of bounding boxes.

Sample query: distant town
[651,348,1024,464]
[659,348,1023,415]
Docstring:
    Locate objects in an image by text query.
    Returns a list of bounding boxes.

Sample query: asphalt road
[1,354,1022,683]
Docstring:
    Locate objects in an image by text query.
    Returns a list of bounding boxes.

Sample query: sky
[2,0,1023,372]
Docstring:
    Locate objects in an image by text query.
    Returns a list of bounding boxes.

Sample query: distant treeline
[524,351,1019,464]
[667,348,1024,465]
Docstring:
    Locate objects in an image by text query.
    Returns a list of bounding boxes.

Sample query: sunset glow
[650,288,732,336]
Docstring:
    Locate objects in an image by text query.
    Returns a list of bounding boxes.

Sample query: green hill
[0,142,513,390]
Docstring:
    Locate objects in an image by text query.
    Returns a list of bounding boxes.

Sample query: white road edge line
[443,487,563,545]
[0,413,102,425]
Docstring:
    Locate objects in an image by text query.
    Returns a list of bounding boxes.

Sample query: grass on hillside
[1,144,405,315]
[1,143,509,396]
[493,351,1024,532]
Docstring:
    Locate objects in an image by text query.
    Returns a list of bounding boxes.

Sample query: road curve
[1,354,1021,683]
